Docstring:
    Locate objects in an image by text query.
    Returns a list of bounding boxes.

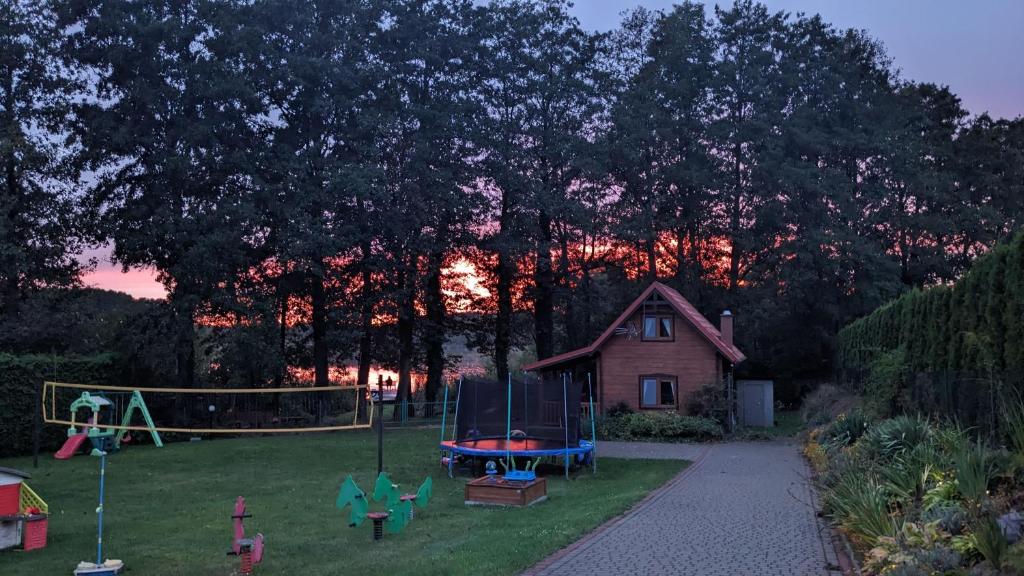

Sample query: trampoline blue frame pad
[440,438,594,458]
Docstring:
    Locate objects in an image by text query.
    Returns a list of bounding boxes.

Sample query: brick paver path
[525,441,840,576]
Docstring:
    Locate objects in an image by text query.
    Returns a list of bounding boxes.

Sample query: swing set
[55,390,162,460]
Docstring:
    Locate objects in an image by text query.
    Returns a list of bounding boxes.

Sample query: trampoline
[438,375,597,478]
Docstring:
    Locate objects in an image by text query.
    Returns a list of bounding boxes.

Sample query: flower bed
[806,408,1024,575]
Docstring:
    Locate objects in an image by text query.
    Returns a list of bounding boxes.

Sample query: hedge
[596,411,723,442]
[0,353,115,458]
[837,231,1024,376]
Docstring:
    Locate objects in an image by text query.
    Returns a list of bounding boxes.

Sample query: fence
[381,400,456,428]
[838,368,1024,440]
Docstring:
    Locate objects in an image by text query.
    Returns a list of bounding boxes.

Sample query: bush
[824,471,901,546]
[597,411,722,442]
[0,353,115,457]
[973,516,1009,569]
[860,415,933,461]
[800,383,860,426]
[954,441,994,504]
[819,409,871,452]
[605,401,633,418]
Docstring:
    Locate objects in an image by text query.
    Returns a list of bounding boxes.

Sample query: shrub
[862,349,908,418]
[819,409,871,452]
[605,401,633,418]
[860,415,933,461]
[685,382,729,423]
[954,441,994,505]
[973,516,1008,569]
[0,353,115,457]
[597,411,722,442]
[1002,390,1024,457]
[801,383,859,426]
[921,503,967,535]
[879,445,937,507]
[825,471,901,546]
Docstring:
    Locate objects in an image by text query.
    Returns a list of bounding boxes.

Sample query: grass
[735,410,804,439]
[0,429,684,576]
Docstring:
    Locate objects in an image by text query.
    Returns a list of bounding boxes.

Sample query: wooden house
[524,282,745,413]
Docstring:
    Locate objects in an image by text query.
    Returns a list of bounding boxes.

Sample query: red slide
[55,433,88,460]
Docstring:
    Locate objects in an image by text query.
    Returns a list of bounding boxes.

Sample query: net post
[33,379,42,468]
[588,372,597,475]
[377,396,384,476]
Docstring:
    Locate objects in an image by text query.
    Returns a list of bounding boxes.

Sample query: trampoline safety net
[455,376,583,446]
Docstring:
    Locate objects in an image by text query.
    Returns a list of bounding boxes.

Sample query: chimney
[720,310,733,347]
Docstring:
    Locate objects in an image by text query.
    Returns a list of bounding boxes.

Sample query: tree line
[3,0,1023,407]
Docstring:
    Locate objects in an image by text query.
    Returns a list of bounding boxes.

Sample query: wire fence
[837,368,1024,440]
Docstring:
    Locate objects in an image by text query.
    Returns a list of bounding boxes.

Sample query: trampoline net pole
[506,373,512,463]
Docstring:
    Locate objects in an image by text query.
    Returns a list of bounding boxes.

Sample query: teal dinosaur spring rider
[336,473,432,540]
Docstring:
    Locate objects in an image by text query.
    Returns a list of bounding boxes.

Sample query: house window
[642,315,673,340]
[640,376,677,408]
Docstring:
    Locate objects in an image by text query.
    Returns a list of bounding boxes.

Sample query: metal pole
[33,380,42,468]
[439,379,450,445]
[505,373,512,463]
[588,372,597,475]
[377,399,384,475]
[449,377,462,478]
[96,452,107,564]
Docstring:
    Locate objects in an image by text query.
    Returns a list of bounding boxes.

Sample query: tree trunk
[647,235,658,281]
[423,250,446,417]
[534,209,554,360]
[171,283,196,425]
[356,246,373,420]
[395,260,416,421]
[310,269,329,387]
[728,140,743,292]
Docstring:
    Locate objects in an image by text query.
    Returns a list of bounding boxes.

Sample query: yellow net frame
[43,381,375,434]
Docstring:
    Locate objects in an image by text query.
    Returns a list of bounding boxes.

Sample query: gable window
[642,315,673,340]
[640,375,677,409]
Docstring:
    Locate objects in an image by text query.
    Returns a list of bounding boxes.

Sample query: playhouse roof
[0,467,30,481]
[524,281,746,371]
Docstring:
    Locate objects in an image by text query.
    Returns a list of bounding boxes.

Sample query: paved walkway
[525,441,840,576]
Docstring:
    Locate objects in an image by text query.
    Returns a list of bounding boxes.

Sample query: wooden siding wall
[598,310,721,412]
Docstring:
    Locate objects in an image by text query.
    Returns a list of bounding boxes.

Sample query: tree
[710,0,789,295]
[605,2,717,301]
[66,0,263,389]
[242,0,386,386]
[476,0,600,366]
[0,0,84,318]
[375,0,484,413]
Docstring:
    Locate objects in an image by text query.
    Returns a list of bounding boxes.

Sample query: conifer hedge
[0,353,114,457]
[837,231,1024,377]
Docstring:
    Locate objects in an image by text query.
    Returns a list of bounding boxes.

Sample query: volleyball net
[42,381,375,435]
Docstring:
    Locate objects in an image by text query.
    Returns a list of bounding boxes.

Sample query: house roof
[523,282,746,371]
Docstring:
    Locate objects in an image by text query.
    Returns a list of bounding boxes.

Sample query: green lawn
[0,429,684,576]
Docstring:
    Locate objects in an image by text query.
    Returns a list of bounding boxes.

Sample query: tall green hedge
[838,231,1024,376]
[0,353,115,458]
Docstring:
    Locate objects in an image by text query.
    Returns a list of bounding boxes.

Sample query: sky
[82,0,1024,300]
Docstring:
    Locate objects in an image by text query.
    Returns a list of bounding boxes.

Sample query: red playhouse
[0,467,48,552]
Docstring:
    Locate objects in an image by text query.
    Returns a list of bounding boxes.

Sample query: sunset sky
[82,0,1024,300]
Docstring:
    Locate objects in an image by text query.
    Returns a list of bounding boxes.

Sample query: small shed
[736,380,774,428]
